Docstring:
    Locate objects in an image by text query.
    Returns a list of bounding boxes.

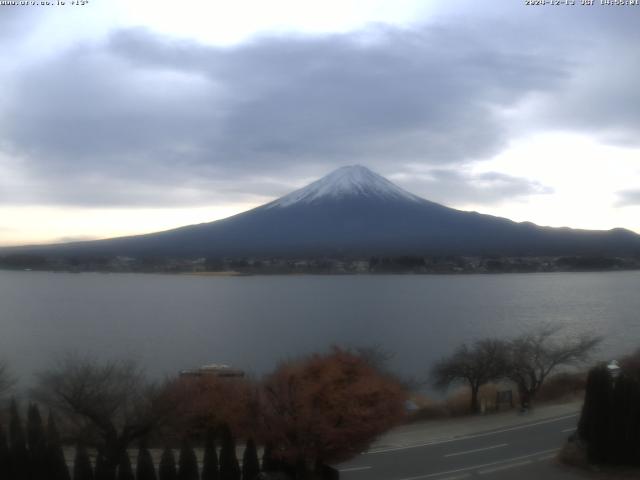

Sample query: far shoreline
[3,267,640,277]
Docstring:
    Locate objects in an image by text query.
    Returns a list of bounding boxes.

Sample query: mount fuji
[6,165,640,258]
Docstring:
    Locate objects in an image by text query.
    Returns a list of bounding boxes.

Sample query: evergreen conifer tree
[178,440,199,480]
[201,428,219,480]
[9,399,29,480]
[136,441,157,480]
[73,444,95,480]
[241,439,260,480]
[95,450,110,480]
[578,365,612,464]
[158,447,177,480]
[608,373,640,465]
[630,376,640,467]
[631,377,640,467]
[260,443,288,474]
[117,451,135,480]
[27,403,47,480]
[27,404,46,451]
[0,422,11,480]
[46,411,71,480]
[261,443,275,473]
[219,425,240,480]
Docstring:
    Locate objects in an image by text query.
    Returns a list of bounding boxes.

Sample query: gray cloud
[616,190,640,207]
[0,9,39,38]
[396,169,553,207]
[0,5,637,209]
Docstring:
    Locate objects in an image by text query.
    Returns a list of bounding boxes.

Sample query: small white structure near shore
[179,363,245,378]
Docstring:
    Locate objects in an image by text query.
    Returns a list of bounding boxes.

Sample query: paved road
[337,412,586,480]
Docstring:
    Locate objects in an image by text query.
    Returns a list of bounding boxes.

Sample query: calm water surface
[1,270,639,386]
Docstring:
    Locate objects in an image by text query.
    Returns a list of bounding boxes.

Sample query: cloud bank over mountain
[0,1,639,243]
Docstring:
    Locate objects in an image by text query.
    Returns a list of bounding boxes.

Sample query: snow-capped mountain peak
[268,165,422,208]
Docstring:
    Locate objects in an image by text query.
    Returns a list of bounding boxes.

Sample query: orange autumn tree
[258,347,407,471]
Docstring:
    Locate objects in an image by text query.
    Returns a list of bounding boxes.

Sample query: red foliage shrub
[258,347,407,467]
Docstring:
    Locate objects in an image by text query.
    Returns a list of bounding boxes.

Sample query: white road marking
[436,474,471,480]
[536,453,557,461]
[561,427,576,433]
[365,413,578,455]
[478,460,532,474]
[444,443,508,458]
[338,466,372,472]
[394,448,559,480]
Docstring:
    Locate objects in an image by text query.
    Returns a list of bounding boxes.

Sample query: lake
[1,270,638,389]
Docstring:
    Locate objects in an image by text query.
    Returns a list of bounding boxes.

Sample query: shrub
[136,442,157,480]
[578,362,640,466]
[219,425,240,480]
[258,347,406,472]
[117,451,135,480]
[159,447,177,480]
[201,428,219,480]
[46,412,71,480]
[0,421,10,480]
[9,400,29,480]
[178,440,199,480]
[242,439,260,480]
[73,444,95,480]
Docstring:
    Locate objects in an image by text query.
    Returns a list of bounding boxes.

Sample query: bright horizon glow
[0,204,256,247]
[114,0,433,45]
[462,134,640,233]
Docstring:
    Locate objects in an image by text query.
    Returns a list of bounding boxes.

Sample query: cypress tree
[261,443,275,473]
[201,428,219,480]
[27,404,46,452]
[241,439,259,480]
[578,365,612,464]
[9,399,29,480]
[609,374,627,464]
[46,411,71,480]
[0,421,11,480]
[136,441,157,480]
[260,443,287,474]
[630,377,640,467]
[95,450,110,480]
[609,373,640,465]
[117,451,135,480]
[158,447,177,480]
[28,403,48,480]
[73,443,95,480]
[219,425,240,480]
[178,439,199,480]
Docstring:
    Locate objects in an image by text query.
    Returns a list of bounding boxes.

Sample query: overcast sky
[1,0,639,246]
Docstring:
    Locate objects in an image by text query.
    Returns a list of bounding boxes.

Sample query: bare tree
[506,326,601,409]
[431,339,509,414]
[32,353,172,480]
[0,360,15,398]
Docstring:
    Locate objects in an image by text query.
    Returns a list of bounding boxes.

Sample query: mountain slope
[5,165,640,258]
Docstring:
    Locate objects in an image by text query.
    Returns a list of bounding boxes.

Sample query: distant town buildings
[2,253,638,275]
